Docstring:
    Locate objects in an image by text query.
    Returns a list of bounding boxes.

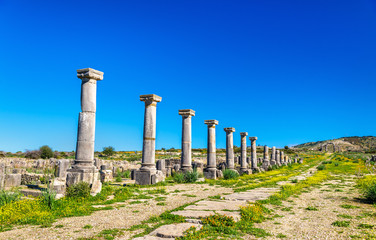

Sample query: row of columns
[67,67,293,187]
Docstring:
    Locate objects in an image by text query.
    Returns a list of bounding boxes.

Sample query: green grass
[337,214,353,219]
[340,204,359,209]
[332,221,350,227]
[305,206,318,211]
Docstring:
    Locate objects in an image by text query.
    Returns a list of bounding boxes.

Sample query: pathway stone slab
[216,211,241,221]
[150,223,201,238]
[171,210,215,219]
[185,200,247,211]
[223,188,278,201]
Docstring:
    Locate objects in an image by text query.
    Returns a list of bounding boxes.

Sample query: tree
[39,145,53,159]
[103,146,115,156]
[284,146,289,150]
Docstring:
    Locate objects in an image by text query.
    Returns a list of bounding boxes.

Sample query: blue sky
[0,0,375,152]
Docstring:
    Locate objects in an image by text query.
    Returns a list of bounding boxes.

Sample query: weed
[83,224,93,229]
[66,182,91,199]
[357,223,374,229]
[337,214,353,219]
[340,204,359,209]
[223,169,239,180]
[0,190,22,207]
[305,206,318,211]
[332,221,350,227]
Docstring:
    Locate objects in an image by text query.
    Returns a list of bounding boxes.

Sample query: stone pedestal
[249,137,259,172]
[204,120,218,179]
[224,127,235,170]
[135,94,165,185]
[179,109,195,172]
[66,68,103,196]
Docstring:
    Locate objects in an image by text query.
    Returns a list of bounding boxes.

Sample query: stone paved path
[132,164,319,240]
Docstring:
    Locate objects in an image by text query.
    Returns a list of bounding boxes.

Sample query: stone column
[276,150,281,166]
[240,132,249,173]
[204,120,218,179]
[249,137,258,171]
[179,109,195,172]
[270,146,277,166]
[224,128,236,170]
[66,68,102,195]
[280,151,285,165]
[262,145,270,169]
[135,94,164,185]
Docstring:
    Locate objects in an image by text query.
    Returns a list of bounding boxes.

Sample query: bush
[356,175,376,203]
[40,145,54,159]
[103,146,115,157]
[40,189,57,209]
[66,182,91,199]
[317,165,326,171]
[173,170,198,183]
[25,150,41,159]
[0,190,22,207]
[223,169,239,180]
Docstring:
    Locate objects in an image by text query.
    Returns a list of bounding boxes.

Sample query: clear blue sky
[0,0,375,152]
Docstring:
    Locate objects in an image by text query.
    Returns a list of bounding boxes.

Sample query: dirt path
[0,184,232,240]
[245,176,376,240]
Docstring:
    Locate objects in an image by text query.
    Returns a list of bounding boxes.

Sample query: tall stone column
[135,94,165,185]
[179,109,195,172]
[240,132,249,173]
[271,146,277,166]
[276,150,281,166]
[224,128,235,170]
[204,120,218,179]
[280,151,285,165]
[249,137,258,171]
[66,68,103,195]
[262,145,270,170]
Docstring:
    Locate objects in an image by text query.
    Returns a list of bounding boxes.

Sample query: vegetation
[102,146,115,157]
[173,169,199,183]
[0,190,22,207]
[39,145,54,159]
[66,182,91,199]
[222,169,239,180]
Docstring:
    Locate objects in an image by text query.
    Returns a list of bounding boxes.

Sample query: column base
[134,169,165,185]
[66,167,102,196]
[270,160,277,166]
[204,168,217,179]
[240,169,252,175]
[180,166,193,173]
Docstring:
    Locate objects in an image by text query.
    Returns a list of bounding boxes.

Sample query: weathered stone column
[271,146,277,166]
[249,137,258,171]
[224,128,236,170]
[135,94,165,185]
[179,109,195,172]
[240,132,249,173]
[276,150,281,166]
[262,146,270,170]
[204,120,218,179]
[66,68,102,195]
[280,151,285,165]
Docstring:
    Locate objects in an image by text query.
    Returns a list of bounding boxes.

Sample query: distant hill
[293,136,376,152]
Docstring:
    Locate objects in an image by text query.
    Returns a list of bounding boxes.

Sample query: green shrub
[66,182,91,199]
[0,190,22,207]
[115,175,122,182]
[173,170,198,183]
[103,146,115,157]
[223,169,239,180]
[39,145,54,159]
[40,189,57,209]
[357,175,376,203]
[317,165,326,171]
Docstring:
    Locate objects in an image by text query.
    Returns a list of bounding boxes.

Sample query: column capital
[77,68,104,81]
[240,132,248,137]
[140,94,162,104]
[224,127,235,133]
[179,109,195,117]
[249,136,258,141]
[204,120,218,126]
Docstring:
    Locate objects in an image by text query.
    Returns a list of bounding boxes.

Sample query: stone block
[204,168,216,179]
[240,169,252,175]
[4,174,21,188]
[100,170,113,183]
[52,178,66,197]
[75,141,95,160]
[151,170,165,184]
[56,159,70,178]
[216,169,223,178]
[135,170,152,185]
[90,179,102,196]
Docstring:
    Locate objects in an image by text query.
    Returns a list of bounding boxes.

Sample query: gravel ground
[244,177,376,240]
[0,184,232,240]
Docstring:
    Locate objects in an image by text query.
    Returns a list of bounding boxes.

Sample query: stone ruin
[0,67,303,196]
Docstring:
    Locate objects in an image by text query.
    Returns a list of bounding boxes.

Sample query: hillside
[293,136,376,152]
